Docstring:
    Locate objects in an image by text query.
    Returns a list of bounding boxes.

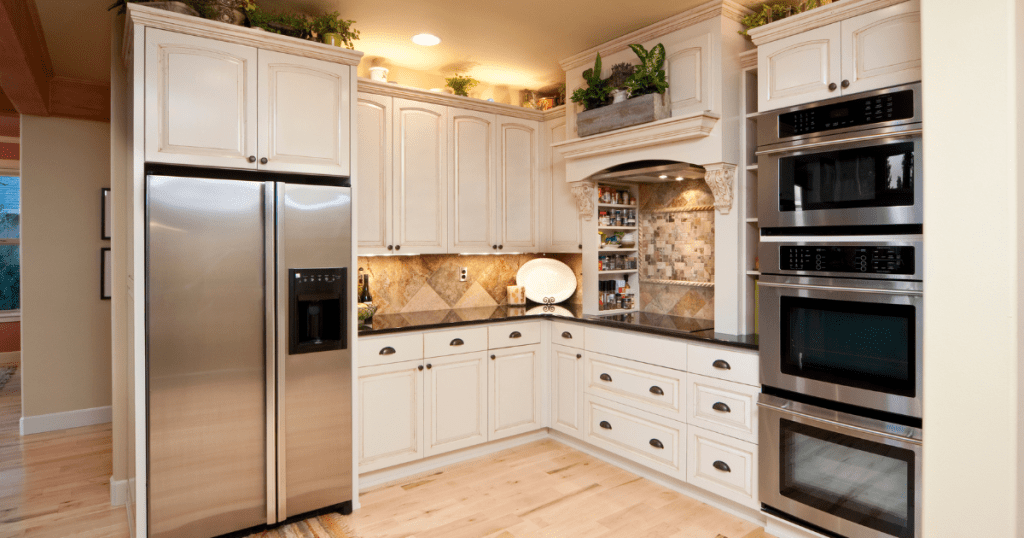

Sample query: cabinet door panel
[544,118,581,252]
[394,99,448,254]
[489,344,542,440]
[424,352,488,456]
[497,117,539,251]
[449,110,497,253]
[666,33,712,116]
[258,51,350,175]
[758,23,842,111]
[841,0,921,94]
[357,93,393,254]
[145,28,257,168]
[358,361,423,472]
[551,344,583,438]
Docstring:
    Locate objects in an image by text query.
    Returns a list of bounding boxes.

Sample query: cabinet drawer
[585,395,686,481]
[584,327,687,370]
[358,333,424,367]
[687,425,758,509]
[424,326,488,358]
[687,374,759,443]
[488,321,542,348]
[551,321,584,349]
[687,344,759,387]
[585,352,686,423]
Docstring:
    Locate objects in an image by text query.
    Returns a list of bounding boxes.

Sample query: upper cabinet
[496,116,539,252]
[144,27,354,175]
[542,116,582,253]
[393,99,449,254]
[448,110,497,254]
[758,0,920,111]
[356,93,393,254]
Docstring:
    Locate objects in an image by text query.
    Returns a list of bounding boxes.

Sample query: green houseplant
[739,0,829,36]
[570,53,612,111]
[310,11,359,48]
[608,62,635,103]
[623,43,668,97]
[445,74,479,97]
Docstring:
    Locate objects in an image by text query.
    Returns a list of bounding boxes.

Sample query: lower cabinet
[425,352,489,456]
[358,360,424,472]
[550,344,584,439]
[687,425,759,509]
[584,394,687,481]
[489,343,543,440]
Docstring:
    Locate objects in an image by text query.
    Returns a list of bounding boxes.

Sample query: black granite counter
[359,303,758,351]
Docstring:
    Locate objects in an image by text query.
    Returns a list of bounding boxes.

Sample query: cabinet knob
[578,244,582,249]
[248,155,256,163]
[649,439,664,449]
[713,460,732,473]
[509,331,522,339]
[395,245,401,251]
[260,157,268,164]
[490,354,496,360]
[426,363,432,369]
[599,373,612,382]
[418,365,424,371]
[828,82,838,91]
[561,331,572,339]
[599,421,612,430]
[576,354,581,359]
[379,346,396,355]
[387,245,393,251]
[493,245,498,250]
[712,402,731,413]
[841,79,850,89]
[712,359,731,370]
[498,245,503,250]
[649,386,664,396]
[450,338,464,346]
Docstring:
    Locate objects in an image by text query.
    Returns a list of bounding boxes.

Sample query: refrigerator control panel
[289,267,348,355]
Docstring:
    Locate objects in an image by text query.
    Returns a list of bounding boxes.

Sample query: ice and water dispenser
[288,268,347,355]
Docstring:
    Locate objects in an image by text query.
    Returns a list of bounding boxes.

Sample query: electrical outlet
[460,267,468,282]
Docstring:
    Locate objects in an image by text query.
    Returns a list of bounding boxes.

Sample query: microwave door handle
[758,399,922,443]
[757,280,923,296]
[755,127,923,156]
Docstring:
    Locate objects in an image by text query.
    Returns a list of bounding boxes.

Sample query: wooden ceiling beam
[0,0,52,116]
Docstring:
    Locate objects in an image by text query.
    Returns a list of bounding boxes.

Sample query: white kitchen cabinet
[448,109,498,254]
[257,50,351,176]
[550,344,584,439]
[496,116,540,252]
[542,116,582,253]
[356,93,393,254]
[393,98,448,254]
[145,28,258,169]
[489,343,543,440]
[424,352,489,456]
[758,0,920,111]
[358,360,424,472]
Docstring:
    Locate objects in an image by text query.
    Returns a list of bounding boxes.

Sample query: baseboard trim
[359,430,549,492]
[110,476,129,506]
[20,405,112,435]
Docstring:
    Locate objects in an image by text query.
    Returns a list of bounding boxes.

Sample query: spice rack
[739,49,760,334]
[595,183,640,313]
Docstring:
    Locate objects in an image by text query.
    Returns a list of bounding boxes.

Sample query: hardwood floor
[0,365,131,538]
[346,439,771,538]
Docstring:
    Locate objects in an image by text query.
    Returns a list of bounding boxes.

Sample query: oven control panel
[781,246,915,275]
[778,89,915,137]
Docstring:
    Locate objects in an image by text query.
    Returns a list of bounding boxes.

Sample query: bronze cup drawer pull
[450,338,464,346]
[712,402,731,413]
[713,460,731,473]
[649,386,664,396]
[712,359,731,370]
[649,439,664,449]
[599,373,613,382]
[509,331,522,338]
[599,421,612,430]
[561,331,573,339]
[379,346,396,355]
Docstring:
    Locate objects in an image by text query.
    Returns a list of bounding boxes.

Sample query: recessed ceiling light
[675,177,684,181]
[412,34,441,46]
[658,175,668,179]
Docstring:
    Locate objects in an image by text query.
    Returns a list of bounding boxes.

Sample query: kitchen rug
[244,513,359,538]
[0,366,15,391]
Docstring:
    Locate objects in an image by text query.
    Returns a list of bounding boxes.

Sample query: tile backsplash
[358,254,582,315]
[637,180,716,320]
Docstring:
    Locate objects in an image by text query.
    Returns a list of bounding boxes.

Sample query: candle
[507,285,526,306]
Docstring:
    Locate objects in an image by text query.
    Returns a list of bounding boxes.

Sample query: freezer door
[146,176,270,538]
[276,183,353,518]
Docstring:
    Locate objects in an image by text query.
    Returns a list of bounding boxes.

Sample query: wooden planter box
[577,92,670,137]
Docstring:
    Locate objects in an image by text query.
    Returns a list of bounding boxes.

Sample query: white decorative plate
[517,258,577,304]
[526,304,573,317]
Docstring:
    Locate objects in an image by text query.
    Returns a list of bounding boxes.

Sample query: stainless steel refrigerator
[146,172,352,538]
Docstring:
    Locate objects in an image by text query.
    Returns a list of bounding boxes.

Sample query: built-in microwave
[756,83,922,230]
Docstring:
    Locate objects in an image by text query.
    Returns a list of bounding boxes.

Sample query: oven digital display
[778,89,915,137]
[781,246,914,275]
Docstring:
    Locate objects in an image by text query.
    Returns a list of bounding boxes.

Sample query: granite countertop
[359,303,758,350]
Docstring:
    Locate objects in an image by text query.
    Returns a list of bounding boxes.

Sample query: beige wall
[921,0,1023,536]
[20,115,112,418]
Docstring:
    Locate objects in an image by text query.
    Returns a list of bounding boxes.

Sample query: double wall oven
[755,83,923,538]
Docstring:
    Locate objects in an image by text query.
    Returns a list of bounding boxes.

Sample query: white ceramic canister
[369,66,390,83]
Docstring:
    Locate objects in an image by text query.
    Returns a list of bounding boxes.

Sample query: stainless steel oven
[758,235,923,419]
[757,83,922,230]
[759,393,922,538]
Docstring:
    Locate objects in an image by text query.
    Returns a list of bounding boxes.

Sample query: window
[0,176,19,313]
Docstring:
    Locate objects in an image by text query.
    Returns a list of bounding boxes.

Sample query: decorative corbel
[570,181,597,221]
[703,163,737,214]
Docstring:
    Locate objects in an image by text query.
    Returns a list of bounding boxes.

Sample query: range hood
[586,160,706,183]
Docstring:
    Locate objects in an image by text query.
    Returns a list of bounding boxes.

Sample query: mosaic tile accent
[358,254,582,315]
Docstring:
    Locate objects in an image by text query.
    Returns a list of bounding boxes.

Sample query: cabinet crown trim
[358,79,565,122]
[124,3,364,66]
[551,111,719,161]
[747,0,911,46]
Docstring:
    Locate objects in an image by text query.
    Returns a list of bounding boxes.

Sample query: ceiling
[26,0,760,95]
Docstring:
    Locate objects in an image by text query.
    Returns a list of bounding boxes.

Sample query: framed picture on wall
[101,248,111,300]
[101,188,111,240]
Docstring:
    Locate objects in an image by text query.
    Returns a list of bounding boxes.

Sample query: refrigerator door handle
[275,183,288,521]
[264,181,278,525]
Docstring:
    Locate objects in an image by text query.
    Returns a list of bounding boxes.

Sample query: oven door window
[781,296,916,396]
[778,141,915,212]
[780,419,915,538]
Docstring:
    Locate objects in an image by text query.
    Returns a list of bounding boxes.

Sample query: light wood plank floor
[0,364,131,538]
[346,439,771,538]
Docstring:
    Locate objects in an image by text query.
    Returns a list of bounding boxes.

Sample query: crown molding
[543,105,566,121]
[738,49,757,70]
[551,111,720,160]
[748,0,910,46]
[358,79,549,121]
[123,3,363,66]
[558,0,753,72]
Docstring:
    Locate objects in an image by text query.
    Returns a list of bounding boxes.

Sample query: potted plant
[107,0,200,16]
[575,45,670,137]
[569,53,612,111]
[446,74,479,97]
[623,44,668,98]
[739,0,830,36]
[310,11,359,48]
[608,62,635,104]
